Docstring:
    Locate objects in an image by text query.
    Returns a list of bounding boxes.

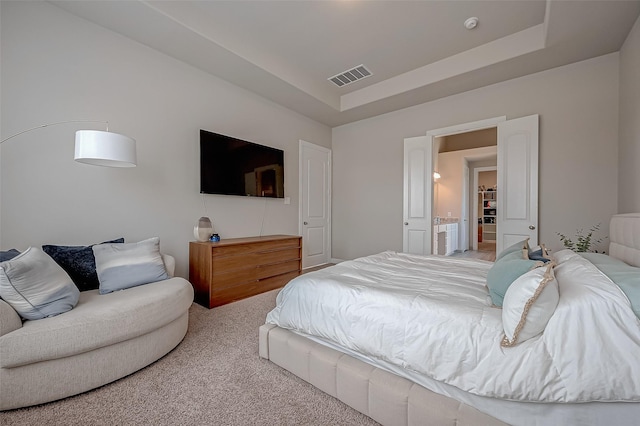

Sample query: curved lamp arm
[0,120,136,168]
[0,120,108,144]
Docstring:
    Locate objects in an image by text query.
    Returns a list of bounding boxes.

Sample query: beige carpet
[1,289,379,426]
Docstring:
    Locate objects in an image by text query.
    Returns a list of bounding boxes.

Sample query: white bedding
[266,250,640,403]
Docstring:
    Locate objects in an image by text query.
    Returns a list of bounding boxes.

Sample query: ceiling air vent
[328,64,372,87]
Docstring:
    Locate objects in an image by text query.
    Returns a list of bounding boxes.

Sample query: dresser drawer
[210,271,300,307]
[212,247,300,273]
[211,238,300,257]
[210,259,300,289]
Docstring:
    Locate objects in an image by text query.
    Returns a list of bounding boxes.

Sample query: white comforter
[266,250,640,402]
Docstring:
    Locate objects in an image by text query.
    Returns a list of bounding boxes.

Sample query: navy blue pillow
[42,239,124,292]
[0,249,20,262]
[529,248,552,263]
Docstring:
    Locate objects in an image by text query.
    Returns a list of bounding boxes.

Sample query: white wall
[333,53,619,259]
[0,2,331,277]
[619,14,640,213]
[436,146,497,219]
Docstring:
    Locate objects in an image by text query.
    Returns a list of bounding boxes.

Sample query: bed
[259,213,640,426]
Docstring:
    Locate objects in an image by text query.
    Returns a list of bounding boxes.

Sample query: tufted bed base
[259,213,640,425]
[259,323,507,426]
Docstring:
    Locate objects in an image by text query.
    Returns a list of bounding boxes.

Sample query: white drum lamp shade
[74,130,137,167]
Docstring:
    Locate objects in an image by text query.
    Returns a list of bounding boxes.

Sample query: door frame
[473,166,497,250]
[460,159,470,252]
[421,116,506,253]
[298,140,331,269]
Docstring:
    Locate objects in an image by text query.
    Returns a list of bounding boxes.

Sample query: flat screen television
[200,129,284,198]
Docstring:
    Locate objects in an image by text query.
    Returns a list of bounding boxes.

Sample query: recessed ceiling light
[464,17,479,30]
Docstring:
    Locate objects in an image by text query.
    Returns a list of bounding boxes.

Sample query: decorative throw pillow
[0,249,20,262]
[487,250,545,307]
[496,238,530,261]
[93,237,168,294]
[42,238,124,292]
[528,244,552,263]
[580,253,640,320]
[0,247,80,320]
[501,262,559,347]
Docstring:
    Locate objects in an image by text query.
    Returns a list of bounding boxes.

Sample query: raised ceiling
[52,0,640,127]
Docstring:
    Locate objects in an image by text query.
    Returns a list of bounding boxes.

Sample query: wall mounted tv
[200,129,284,198]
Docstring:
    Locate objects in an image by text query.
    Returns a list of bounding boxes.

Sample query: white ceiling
[52,0,640,127]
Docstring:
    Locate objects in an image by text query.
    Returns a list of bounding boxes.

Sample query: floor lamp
[0,121,137,167]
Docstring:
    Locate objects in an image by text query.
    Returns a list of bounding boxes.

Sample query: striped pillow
[93,237,168,294]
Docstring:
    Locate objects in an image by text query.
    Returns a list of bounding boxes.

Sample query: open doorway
[403,115,538,259]
[475,167,497,256]
[434,128,497,258]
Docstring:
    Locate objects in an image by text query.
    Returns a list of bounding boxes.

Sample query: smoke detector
[464,17,479,30]
[328,64,372,88]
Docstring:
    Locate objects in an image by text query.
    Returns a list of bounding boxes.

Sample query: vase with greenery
[557,223,606,253]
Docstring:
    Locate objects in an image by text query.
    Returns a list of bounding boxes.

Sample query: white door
[299,140,331,269]
[403,136,433,255]
[461,161,470,251]
[497,115,539,254]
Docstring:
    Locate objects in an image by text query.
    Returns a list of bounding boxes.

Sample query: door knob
[529,225,536,230]
[404,222,409,225]
[303,221,308,225]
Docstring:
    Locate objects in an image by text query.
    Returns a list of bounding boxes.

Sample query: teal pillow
[579,252,627,267]
[496,239,529,261]
[487,250,545,307]
[580,253,640,320]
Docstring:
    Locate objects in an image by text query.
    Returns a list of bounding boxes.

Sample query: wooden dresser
[189,235,302,308]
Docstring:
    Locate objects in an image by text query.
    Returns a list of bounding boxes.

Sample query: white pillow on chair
[0,247,80,320]
[93,237,169,294]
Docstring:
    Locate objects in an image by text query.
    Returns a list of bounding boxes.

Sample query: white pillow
[93,237,168,294]
[0,247,80,320]
[501,262,559,347]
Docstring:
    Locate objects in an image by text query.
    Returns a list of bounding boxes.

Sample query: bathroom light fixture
[1,120,137,167]
[433,171,441,181]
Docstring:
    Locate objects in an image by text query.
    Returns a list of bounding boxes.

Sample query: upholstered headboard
[609,213,640,267]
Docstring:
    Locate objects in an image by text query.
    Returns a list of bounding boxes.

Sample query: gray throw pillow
[0,247,80,320]
[0,249,20,262]
[42,238,124,292]
[93,237,168,294]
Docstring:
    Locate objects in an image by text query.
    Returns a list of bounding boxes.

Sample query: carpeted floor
[0,289,379,425]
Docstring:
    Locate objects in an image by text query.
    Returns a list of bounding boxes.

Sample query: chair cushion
[0,277,193,368]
